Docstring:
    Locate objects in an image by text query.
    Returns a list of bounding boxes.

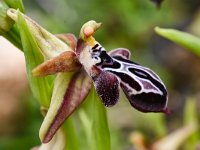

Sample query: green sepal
[39,72,74,142]
[17,10,53,107]
[7,8,73,60]
[39,72,92,143]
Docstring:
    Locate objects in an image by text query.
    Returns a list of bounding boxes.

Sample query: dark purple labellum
[89,45,168,113]
[93,70,120,107]
[76,38,168,113]
[101,50,168,113]
[121,84,167,112]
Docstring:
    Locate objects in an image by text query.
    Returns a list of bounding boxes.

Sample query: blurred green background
[1,0,200,149]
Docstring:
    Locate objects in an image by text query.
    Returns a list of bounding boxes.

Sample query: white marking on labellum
[77,38,168,113]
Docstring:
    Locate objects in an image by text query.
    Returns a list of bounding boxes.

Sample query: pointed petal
[32,51,81,77]
[93,70,120,107]
[108,48,131,59]
[39,71,92,143]
[56,33,77,51]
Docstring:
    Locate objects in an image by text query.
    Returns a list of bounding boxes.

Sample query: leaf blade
[155,27,200,57]
[80,87,111,150]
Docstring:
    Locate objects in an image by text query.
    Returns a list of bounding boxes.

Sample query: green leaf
[63,118,80,150]
[92,88,111,150]
[17,10,53,107]
[80,87,111,150]
[4,0,24,12]
[155,27,200,57]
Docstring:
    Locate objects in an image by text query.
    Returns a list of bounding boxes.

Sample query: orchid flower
[37,21,168,143]
[7,9,168,144]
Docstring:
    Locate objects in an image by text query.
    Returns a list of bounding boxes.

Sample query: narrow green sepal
[17,10,53,107]
[8,8,73,59]
[40,72,92,143]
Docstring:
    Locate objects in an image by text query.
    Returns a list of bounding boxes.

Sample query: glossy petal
[93,70,120,107]
[121,64,167,112]
[32,51,81,77]
[40,71,92,143]
[121,84,167,112]
[103,50,168,113]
